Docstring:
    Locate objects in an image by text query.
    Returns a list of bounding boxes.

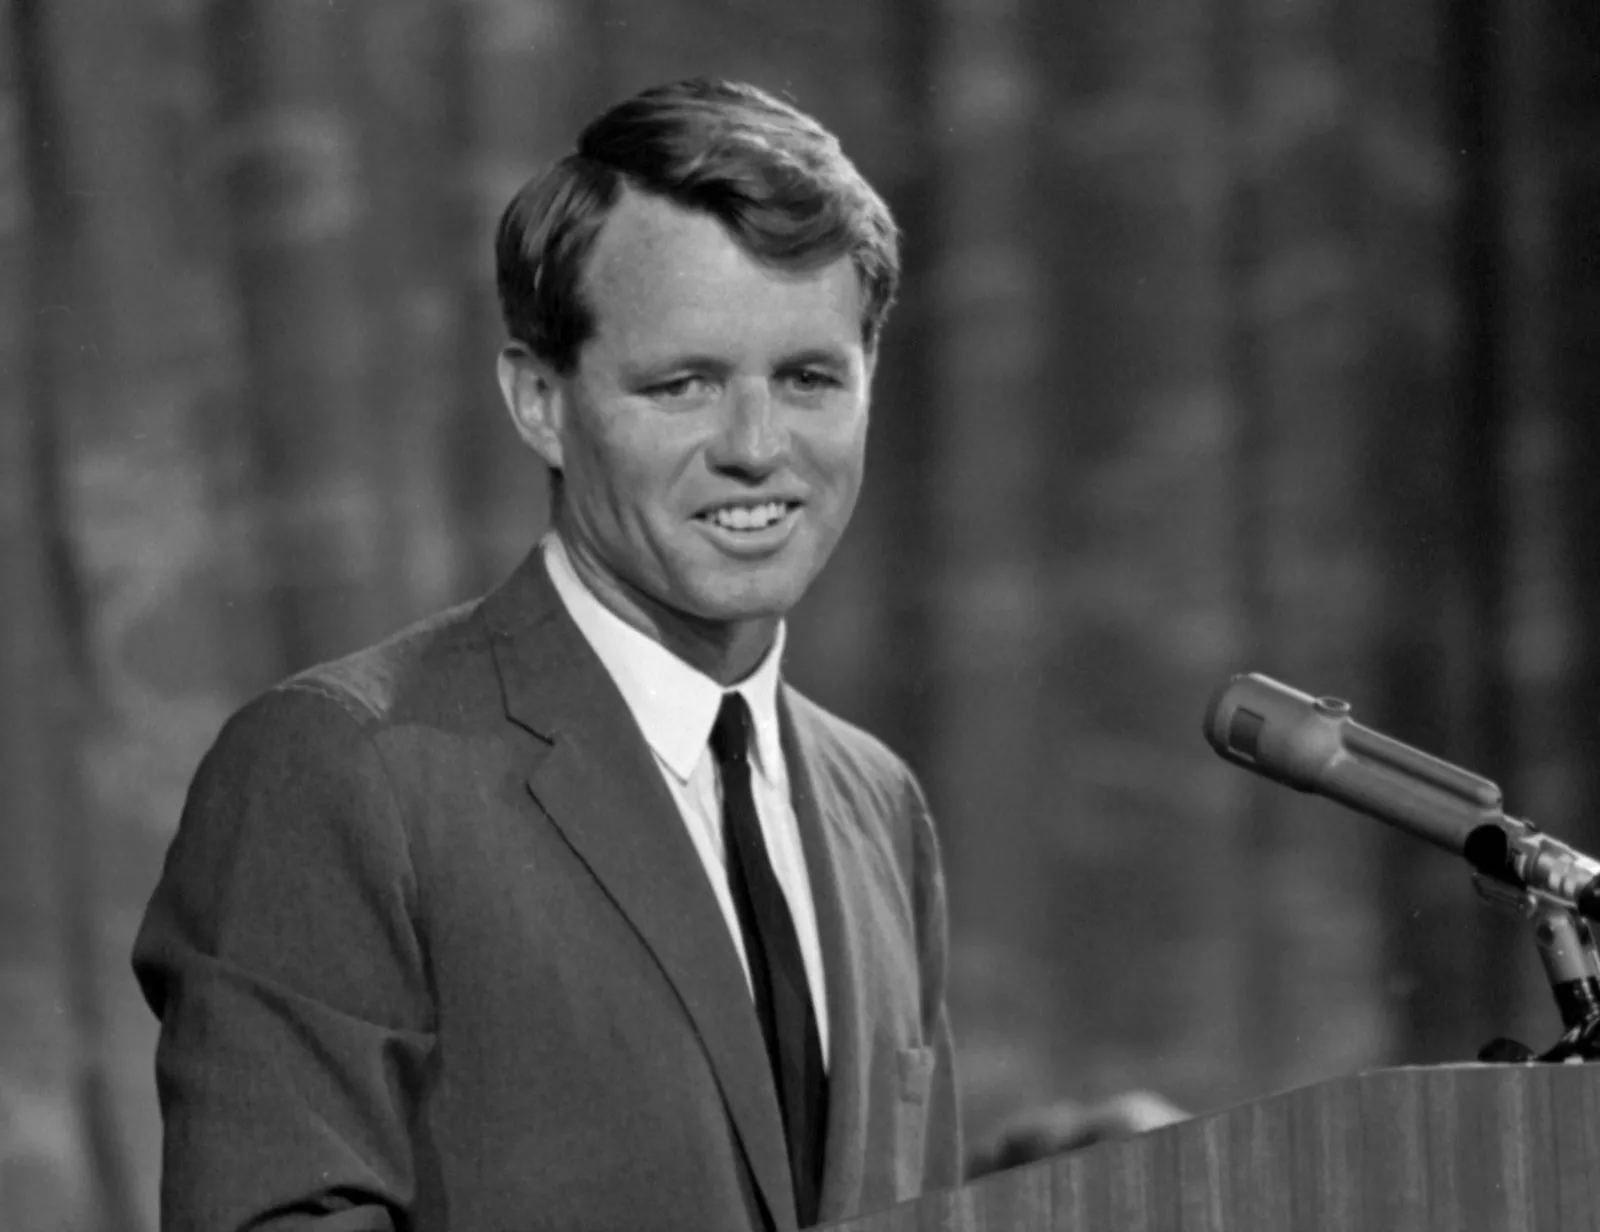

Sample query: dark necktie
[710,692,829,1228]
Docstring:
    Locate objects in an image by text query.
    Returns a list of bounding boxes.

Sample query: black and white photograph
[3,0,1599,1229]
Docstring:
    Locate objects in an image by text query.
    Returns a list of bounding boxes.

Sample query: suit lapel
[780,689,872,1225]
[480,551,796,1232]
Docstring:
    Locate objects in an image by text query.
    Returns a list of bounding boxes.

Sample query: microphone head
[1202,674,1255,759]
[1204,672,1315,760]
[1202,672,1348,792]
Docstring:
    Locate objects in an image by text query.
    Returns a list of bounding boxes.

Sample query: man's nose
[710,379,788,472]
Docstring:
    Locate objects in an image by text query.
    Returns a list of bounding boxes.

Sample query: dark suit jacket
[133,548,962,1232]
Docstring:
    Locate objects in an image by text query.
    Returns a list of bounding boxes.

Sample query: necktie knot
[710,692,752,766]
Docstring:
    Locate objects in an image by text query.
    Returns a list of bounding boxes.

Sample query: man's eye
[787,369,841,393]
[648,375,709,400]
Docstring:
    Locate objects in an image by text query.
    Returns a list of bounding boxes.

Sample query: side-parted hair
[494,78,900,376]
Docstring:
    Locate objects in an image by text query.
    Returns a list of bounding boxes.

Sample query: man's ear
[497,343,565,471]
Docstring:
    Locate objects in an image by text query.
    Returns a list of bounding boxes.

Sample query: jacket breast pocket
[892,1045,935,1200]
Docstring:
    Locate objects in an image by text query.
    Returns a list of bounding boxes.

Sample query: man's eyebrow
[776,347,852,369]
[622,353,732,379]
[622,347,854,379]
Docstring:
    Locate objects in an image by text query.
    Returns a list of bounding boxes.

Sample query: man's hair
[494,78,900,375]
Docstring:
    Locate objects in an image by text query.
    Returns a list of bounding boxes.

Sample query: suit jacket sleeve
[132,682,436,1232]
[906,770,964,1190]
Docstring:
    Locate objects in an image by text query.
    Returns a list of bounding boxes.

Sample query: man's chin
[678,574,809,627]
[686,597,797,628]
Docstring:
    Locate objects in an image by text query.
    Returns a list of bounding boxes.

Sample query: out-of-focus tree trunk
[1547,0,1600,962]
[1365,0,1524,1067]
[1211,0,1290,1083]
[916,0,1055,1135]
[1347,0,1483,1066]
[0,6,72,1220]
[1440,0,1524,1046]
[6,2,143,1228]
[445,0,591,593]
[1497,0,1571,1053]
[206,0,401,671]
[1210,0,1397,1095]
[1536,2,1600,1075]
[351,0,473,617]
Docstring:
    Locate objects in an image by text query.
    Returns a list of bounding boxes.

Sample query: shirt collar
[541,532,788,787]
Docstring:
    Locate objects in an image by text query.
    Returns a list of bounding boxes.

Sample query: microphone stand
[1202,673,1600,1062]
[1472,875,1600,1063]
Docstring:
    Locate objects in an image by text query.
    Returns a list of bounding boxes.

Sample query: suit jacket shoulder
[275,595,499,735]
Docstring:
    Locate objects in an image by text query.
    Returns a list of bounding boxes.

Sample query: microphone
[1203,673,1502,855]
[1204,672,1600,920]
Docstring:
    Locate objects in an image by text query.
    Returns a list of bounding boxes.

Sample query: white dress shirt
[542,533,830,1064]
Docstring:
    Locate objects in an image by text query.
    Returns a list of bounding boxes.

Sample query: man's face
[509,190,872,651]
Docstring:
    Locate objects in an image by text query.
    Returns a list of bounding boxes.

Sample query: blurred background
[4,0,1600,1226]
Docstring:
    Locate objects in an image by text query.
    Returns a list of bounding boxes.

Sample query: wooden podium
[828,1064,1600,1231]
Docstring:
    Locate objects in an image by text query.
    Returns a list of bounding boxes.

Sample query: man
[133,78,961,1232]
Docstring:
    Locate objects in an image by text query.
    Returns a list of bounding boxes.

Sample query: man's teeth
[708,502,788,531]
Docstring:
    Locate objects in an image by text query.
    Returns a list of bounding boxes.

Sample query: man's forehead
[589,187,714,261]
[580,189,864,337]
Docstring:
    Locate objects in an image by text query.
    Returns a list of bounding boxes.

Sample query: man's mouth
[698,501,796,532]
